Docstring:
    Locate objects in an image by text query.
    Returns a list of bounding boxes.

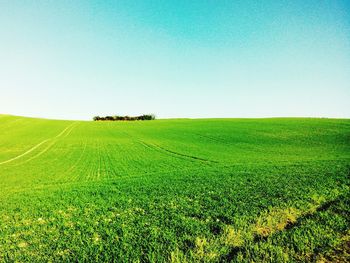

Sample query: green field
[0,115,349,262]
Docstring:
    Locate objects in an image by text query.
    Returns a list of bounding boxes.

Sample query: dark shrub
[93,114,155,121]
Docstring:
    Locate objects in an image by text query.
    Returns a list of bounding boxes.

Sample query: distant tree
[142,114,155,120]
[93,114,156,121]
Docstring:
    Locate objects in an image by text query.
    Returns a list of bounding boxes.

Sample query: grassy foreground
[0,115,349,262]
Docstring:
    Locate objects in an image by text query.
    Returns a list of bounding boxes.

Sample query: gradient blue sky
[0,0,349,120]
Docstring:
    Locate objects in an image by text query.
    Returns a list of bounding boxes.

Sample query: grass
[0,114,349,262]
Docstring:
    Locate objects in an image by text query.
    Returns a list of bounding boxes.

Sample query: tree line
[93,114,155,121]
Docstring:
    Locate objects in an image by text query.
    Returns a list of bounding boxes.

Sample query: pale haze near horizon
[0,1,349,120]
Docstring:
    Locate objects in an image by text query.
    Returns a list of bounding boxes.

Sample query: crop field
[0,114,349,262]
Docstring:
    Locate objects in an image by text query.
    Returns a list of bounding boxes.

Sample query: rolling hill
[0,114,349,262]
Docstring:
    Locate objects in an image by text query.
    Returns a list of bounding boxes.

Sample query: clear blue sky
[0,0,349,120]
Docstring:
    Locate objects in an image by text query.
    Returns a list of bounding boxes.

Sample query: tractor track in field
[116,129,219,164]
[19,123,78,165]
[0,123,77,165]
[0,160,347,196]
[192,132,228,144]
[97,139,102,180]
[0,164,227,195]
[55,138,88,182]
[102,143,120,179]
[103,123,134,178]
[138,140,219,164]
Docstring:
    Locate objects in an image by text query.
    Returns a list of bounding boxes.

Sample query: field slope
[0,114,349,262]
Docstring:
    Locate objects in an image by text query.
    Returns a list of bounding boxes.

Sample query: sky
[0,0,349,120]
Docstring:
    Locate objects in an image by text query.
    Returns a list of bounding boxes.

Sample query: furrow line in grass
[62,123,78,138]
[84,140,94,182]
[108,123,140,178]
[1,157,348,195]
[87,139,101,182]
[102,143,110,180]
[14,123,78,166]
[102,143,119,180]
[56,137,88,183]
[138,140,219,164]
[89,141,98,182]
[0,123,76,165]
[97,139,102,180]
[111,130,182,171]
[71,141,95,183]
[192,132,228,144]
[0,139,51,165]
[18,140,58,165]
[54,123,76,138]
[18,132,71,165]
[104,138,121,180]
[0,164,228,196]
[1,159,346,197]
[75,138,95,182]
